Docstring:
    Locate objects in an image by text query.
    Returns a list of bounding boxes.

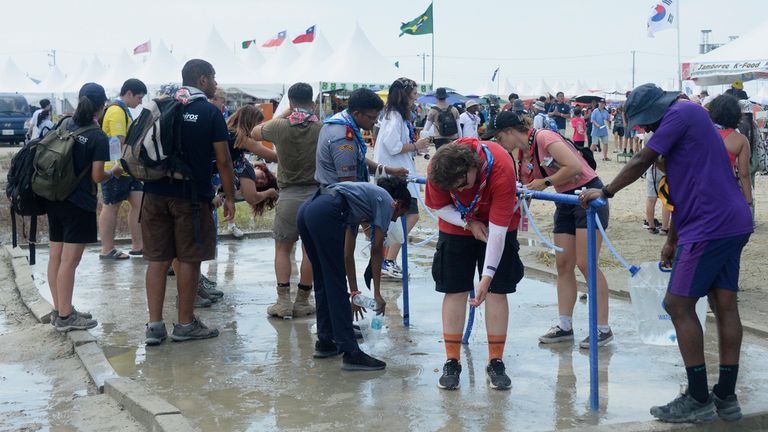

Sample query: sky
[1,0,766,95]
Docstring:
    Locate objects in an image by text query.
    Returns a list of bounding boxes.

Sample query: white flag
[647,0,677,38]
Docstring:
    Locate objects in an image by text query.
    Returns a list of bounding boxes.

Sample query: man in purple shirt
[580,83,752,424]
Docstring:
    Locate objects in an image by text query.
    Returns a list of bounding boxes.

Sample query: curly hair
[428,143,482,190]
[376,175,411,206]
[250,163,278,216]
[227,105,265,149]
[708,94,742,129]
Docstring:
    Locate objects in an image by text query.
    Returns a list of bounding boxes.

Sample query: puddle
[27,238,768,431]
[0,363,53,430]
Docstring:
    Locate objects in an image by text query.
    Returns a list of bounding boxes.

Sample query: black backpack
[6,138,47,264]
[434,107,458,136]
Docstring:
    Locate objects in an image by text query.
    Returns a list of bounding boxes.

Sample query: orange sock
[444,333,462,362]
[488,334,506,361]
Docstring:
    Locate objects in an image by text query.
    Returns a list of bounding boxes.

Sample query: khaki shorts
[141,193,216,262]
[273,185,318,242]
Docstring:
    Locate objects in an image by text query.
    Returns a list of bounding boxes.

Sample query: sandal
[660,228,669,234]
[99,249,130,260]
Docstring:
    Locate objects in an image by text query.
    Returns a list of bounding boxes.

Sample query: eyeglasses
[453,171,469,190]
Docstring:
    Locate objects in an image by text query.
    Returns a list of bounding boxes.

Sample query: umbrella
[574,94,606,104]
[418,91,467,105]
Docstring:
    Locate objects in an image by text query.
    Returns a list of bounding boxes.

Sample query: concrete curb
[557,409,768,432]
[1,245,197,432]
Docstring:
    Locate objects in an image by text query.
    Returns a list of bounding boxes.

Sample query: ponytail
[72,96,98,126]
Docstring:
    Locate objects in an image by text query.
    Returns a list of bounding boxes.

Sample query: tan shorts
[273,185,318,242]
[141,193,216,262]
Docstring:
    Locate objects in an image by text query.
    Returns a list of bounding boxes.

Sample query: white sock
[598,325,610,333]
[228,222,236,229]
[559,316,573,331]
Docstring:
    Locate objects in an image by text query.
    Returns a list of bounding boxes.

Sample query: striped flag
[262,31,287,48]
[292,26,316,44]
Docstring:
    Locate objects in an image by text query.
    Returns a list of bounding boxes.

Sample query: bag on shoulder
[31,117,98,202]
[121,97,194,183]
[6,137,47,264]
[435,107,458,136]
[532,129,597,178]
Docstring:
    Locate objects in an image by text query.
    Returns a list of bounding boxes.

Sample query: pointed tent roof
[530,79,553,98]
[566,80,586,97]
[0,58,39,92]
[318,23,398,84]
[258,42,300,83]
[57,58,89,93]
[81,56,107,85]
[244,46,267,72]
[286,31,333,83]
[198,27,253,84]
[136,41,180,85]
[37,65,66,93]
[101,51,139,90]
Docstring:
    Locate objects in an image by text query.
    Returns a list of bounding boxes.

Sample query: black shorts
[46,200,98,244]
[432,230,524,294]
[553,178,610,235]
[406,197,419,215]
[613,126,625,136]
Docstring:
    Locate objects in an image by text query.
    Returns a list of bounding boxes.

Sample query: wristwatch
[544,177,552,187]
[601,185,615,198]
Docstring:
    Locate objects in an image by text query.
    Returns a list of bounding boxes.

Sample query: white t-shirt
[34,119,54,139]
[373,110,419,198]
[459,111,481,138]
[28,108,43,137]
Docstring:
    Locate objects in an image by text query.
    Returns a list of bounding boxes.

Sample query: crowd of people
[27,57,756,424]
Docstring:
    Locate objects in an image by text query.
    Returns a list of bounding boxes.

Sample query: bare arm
[241,136,277,162]
[91,161,108,183]
[736,136,753,204]
[213,140,236,221]
[344,227,359,294]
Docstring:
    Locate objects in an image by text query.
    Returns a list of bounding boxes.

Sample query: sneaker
[51,307,92,326]
[486,359,512,390]
[54,311,97,332]
[199,276,223,299]
[145,322,168,346]
[650,393,716,423]
[341,349,386,371]
[171,316,219,342]
[711,391,742,421]
[648,227,659,234]
[538,325,574,344]
[382,260,402,279]
[200,274,218,289]
[313,339,341,358]
[438,359,462,390]
[228,224,245,239]
[193,293,213,308]
[579,329,614,349]
[353,324,363,340]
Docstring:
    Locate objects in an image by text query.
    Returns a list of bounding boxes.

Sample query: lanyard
[450,143,494,219]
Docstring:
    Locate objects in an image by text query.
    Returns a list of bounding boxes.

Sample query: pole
[463,292,475,344]
[587,208,599,411]
[631,50,636,89]
[676,0,682,91]
[496,65,501,96]
[400,215,410,327]
[431,1,435,88]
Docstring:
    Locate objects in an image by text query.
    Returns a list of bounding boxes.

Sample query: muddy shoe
[55,311,97,332]
[51,307,92,325]
[341,349,386,371]
[292,287,315,317]
[199,275,223,299]
[313,339,341,358]
[486,359,511,390]
[438,359,462,390]
[171,316,219,342]
[539,325,574,344]
[145,322,168,346]
[711,391,742,422]
[194,292,213,308]
[267,286,293,319]
[650,393,716,423]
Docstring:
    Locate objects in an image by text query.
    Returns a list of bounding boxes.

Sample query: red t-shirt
[425,138,520,236]
[571,117,586,142]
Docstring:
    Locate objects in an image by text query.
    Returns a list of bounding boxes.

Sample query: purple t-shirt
[646,100,752,245]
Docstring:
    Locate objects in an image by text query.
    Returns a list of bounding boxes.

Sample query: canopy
[683,19,768,85]
[136,41,181,86]
[317,23,398,84]
[285,31,333,83]
[198,27,254,84]
[0,58,39,93]
[258,42,300,83]
[101,51,139,91]
[37,65,66,93]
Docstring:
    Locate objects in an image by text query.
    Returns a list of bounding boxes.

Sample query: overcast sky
[2,0,765,94]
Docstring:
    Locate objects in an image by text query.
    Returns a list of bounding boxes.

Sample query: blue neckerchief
[114,98,133,121]
[324,110,368,181]
[405,118,415,146]
[451,143,494,218]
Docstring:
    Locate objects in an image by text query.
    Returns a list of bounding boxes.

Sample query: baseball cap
[624,83,680,130]
[512,99,525,113]
[78,82,108,106]
[435,87,448,99]
[480,111,523,140]
[465,99,478,109]
[732,80,744,90]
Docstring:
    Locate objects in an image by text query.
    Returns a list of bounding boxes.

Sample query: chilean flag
[292,26,316,44]
[262,31,287,48]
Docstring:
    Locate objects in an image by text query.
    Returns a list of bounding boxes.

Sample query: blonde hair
[227,105,265,149]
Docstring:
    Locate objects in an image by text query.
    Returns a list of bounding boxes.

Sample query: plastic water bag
[628,262,708,346]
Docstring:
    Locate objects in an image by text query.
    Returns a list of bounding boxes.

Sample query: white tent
[258,42,300,83]
[317,23,398,84]
[566,80,587,97]
[285,32,333,84]
[529,79,553,99]
[136,41,181,86]
[101,51,139,91]
[0,58,39,93]
[683,19,768,85]
[198,27,254,84]
[37,65,66,93]
[80,56,107,86]
[243,46,267,72]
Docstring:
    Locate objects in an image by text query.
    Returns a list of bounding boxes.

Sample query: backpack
[532,129,597,179]
[434,107,458,136]
[6,137,47,264]
[121,97,196,185]
[31,118,98,202]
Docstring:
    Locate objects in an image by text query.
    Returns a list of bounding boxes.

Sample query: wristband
[601,185,614,199]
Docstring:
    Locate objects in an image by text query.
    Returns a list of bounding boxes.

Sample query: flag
[647,0,676,38]
[292,26,315,44]
[394,61,400,68]
[241,40,257,49]
[491,67,500,82]
[262,31,287,48]
[133,41,151,55]
[399,3,433,37]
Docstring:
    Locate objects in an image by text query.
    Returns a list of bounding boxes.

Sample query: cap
[732,80,744,90]
[512,99,525,113]
[533,100,546,112]
[624,83,679,130]
[465,99,478,109]
[78,82,108,106]
[480,111,523,140]
[435,87,448,99]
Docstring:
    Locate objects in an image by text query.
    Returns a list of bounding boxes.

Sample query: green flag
[399,3,433,37]
[241,40,256,49]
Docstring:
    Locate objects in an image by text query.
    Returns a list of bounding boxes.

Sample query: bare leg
[274,240,294,284]
[664,292,705,366]
[443,292,469,336]
[299,245,313,286]
[554,233,578,318]
[485,293,509,335]
[661,207,671,230]
[56,243,86,316]
[646,197,657,228]
[177,261,201,324]
[575,230,609,325]
[146,260,172,322]
[98,203,120,255]
[708,289,742,365]
[385,213,419,261]
[127,191,143,251]
[47,242,63,311]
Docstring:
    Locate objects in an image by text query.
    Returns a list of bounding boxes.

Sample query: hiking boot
[145,322,168,346]
[486,359,512,390]
[199,276,223,299]
[341,349,386,371]
[267,286,293,319]
[313,339,341,358]
[438,359,462,390]
[382,260,402,279]
[171,316,219,342]
[51,307,92,326]
[292,287,315,317]
[579,329,614,349]
[711,391,742,422]
[650,392,716,423]
[538,325,574,344]
[54,311,97,332]
[193,293,212,308]
[228,224,244,239]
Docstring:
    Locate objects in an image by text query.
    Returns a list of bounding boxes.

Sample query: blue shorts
[668,234,751,298]
[102,175,143,205]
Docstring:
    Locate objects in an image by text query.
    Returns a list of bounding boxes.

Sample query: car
[0,93,32,145]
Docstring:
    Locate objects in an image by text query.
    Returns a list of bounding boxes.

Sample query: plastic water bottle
[371,315,383,331]
[108,136,121,161]
[352,293,377,310]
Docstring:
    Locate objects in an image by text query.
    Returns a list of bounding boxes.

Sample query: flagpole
[676,0,682,91]
[431,1,435,88]
[497,65,501,96]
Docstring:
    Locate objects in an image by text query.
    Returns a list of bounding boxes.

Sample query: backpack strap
[530,130,549,180]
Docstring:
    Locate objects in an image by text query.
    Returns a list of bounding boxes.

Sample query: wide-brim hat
[465,99,478,109]
[624,83,679,130]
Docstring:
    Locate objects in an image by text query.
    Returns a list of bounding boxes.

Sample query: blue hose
[594,213,640,276]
